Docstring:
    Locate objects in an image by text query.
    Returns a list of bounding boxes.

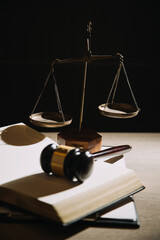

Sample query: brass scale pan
[98,103,140,119]
[30,112,72,128]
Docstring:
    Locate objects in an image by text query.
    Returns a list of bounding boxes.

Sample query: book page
[0,123,55,184]
[1,160,132,199]
[101,200,137,221]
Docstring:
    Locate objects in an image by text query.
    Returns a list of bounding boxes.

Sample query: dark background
[0,0,159,132]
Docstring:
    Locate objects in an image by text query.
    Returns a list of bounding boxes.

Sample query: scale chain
[106,63,121,104]
[111,63,122,103]
[51,68,65,123]
[121,62,139,110]
[31,71,51,115]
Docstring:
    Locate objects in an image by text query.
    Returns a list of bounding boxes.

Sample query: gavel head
[40,144,94,182]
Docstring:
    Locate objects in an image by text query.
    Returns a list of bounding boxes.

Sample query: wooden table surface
[0,132,160,240]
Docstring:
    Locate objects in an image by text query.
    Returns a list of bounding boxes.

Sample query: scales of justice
[29,22,140,153]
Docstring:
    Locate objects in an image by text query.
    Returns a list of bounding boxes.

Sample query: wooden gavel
[40,144,131,182]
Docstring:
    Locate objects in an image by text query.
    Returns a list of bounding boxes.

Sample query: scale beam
[51,53,123,66]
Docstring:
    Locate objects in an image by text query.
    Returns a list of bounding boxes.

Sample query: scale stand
[29,21,140,152]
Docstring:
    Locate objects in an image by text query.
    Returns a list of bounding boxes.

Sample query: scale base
[57,129,102,153]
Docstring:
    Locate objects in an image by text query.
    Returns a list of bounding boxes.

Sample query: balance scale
[29,22,140,153]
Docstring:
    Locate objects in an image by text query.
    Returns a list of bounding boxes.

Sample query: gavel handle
[92,145,132,158]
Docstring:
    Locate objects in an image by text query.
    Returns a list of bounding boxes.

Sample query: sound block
[57,129,102,153]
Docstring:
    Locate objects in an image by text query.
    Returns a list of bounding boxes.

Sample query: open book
[0,123,144,226]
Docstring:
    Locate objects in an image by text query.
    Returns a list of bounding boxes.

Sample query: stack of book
[0,123,144,227]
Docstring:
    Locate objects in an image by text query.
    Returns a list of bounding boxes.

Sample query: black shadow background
[0,0,159,132]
